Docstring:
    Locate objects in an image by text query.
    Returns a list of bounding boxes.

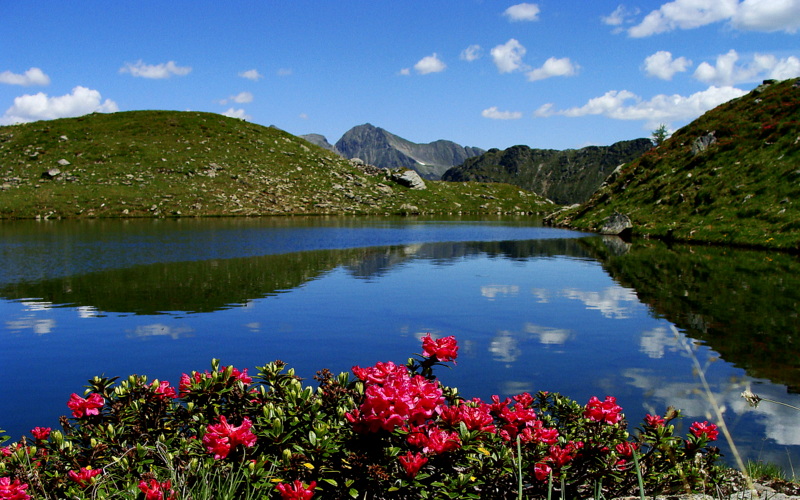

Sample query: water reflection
[1,219,799,471]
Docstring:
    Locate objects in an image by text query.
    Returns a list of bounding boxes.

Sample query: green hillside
[0,111,552,219]
[548,78,800,251]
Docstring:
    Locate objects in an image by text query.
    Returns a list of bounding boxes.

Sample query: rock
[601,211,632,236]
[391,169,427,190]
[692,132,716,155]
[41,168,61,179]
[59,135,69,142]
[399,203,420,214]
[57,158,71,166]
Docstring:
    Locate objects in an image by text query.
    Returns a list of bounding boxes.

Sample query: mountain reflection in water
[1,218,799,471]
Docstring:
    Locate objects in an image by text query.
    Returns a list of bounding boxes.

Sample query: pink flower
[202,416,257,459]
[0,477,30,500]
[223,366,253,384]
[276,480,316,499]
[615,441,638,457]
[30,427,51,441]
[138,479,176,500]
[398,451,428,478]
[151,381,177,399]
[67,393,104,418]
[644,414,665,428]
[689,421,719,441]
[547,442,581,468]
[352,361,408,386]
[68,467,102,488]
[585,396,623,424]
[421,334,458,362]
[534,462,552,482]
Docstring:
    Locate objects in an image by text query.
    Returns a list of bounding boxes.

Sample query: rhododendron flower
[138,479,176,500]
[644,413,665,428]
[615,441,638,457]
[584,396,623,424]
[437,402,496,433]
[0,476,30,500]
[398,451,428,478]
[30,427,51,441]
[352,361,408,386]
[223,365,253,384]
[547,442,582,468]
[151,380,177,399]
[67,393,104,418]
[534,462,552,481]
[689,421,719,441]
[421,333,458,362]
[276,480,316,499]
[202,416,257,459]
[68,467,102,488]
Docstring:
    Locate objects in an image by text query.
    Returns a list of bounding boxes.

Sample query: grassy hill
[547,78,800,251]
[0,111,553,219]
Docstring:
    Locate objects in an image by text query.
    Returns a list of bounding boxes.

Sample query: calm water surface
[2,216,799,470]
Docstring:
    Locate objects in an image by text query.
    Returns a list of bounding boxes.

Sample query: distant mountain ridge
[302,124,485,180]
[442,139,653,205]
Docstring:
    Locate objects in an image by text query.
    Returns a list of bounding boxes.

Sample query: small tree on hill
[651,123,669,146]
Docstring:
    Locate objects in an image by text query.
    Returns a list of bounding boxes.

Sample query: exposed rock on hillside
[334,123,484,180]
[442,139,652,205]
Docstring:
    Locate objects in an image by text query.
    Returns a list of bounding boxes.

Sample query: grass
[548,78,800,251]
[0,111,553,219]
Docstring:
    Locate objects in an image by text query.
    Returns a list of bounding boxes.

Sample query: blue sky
[2,1,799,150]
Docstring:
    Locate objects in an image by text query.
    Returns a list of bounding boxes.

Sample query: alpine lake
[2,216,799,472]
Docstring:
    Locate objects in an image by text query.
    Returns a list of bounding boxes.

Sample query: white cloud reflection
[127,323,193,340]
[560,285,640,319]
[640,326,682,358]
[481,284,520,300]
[525,323,571,345]
[6,318,56,335]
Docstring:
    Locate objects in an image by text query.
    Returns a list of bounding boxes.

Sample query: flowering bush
[0,335,724,499]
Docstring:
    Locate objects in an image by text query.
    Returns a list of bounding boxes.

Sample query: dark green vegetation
[0,111,551,219]
[549,78,800,251]
[582,236,800,391]
[442,139,653,204]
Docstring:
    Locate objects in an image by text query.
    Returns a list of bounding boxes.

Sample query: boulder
[41,168,61,179]
[691,132,716,155]
[391,169,427,190]
[601,211,632,236]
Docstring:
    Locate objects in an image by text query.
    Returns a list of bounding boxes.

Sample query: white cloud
[694,49,800,85]
[536,86,748,129]
[733,0,800,32]
[238,69,263,81]
[629,0,800,36]
[482,106,523,120]
[503,3,541,21]
[277,68,293,77]
[399,68,411,76]
[222,108,251,120]
[413,53,446,74]
[644,51,692,80]
[602,5,640,27]
[230,91,254,104]
[0,67,50,86]
[1,86,118,125]
[460,44,482,62]
[526,57,579,81]
[119,60,192,79]
[491,39,527,73]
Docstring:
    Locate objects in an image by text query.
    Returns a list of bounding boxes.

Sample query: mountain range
[442,139,653,205]
[302,124,484,180]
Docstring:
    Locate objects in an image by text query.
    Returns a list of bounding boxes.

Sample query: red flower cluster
[66,393,104,418]
[138,479,176,500]
[151,380,177,399]
[689,421,719,441]
[407,424,461,454]
[179,365,252,396]
[644,413,665,428]
[202,415,257,459]
[421,334,458,362]
[584,396,623,424]
[0,477,30,500]
[30,427,51,441]
[67,467,102,488]
[276,480,316,499]
[398,451,428,478]
[348,363,443,433]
